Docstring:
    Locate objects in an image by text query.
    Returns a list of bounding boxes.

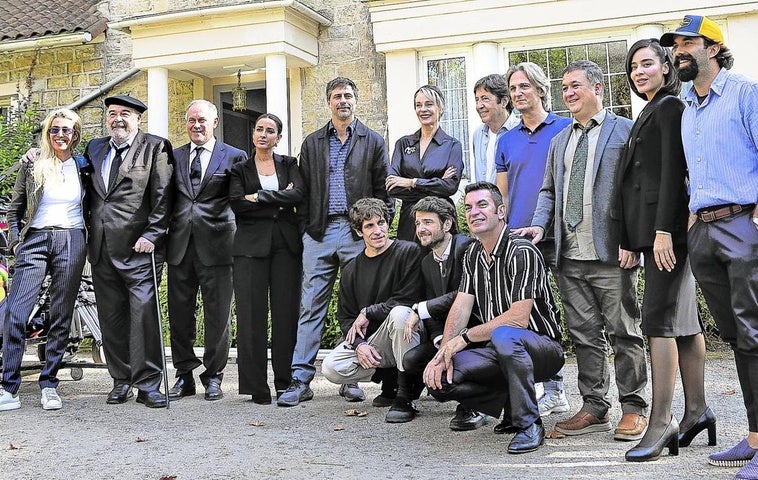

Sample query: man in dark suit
[85,95,174,408]
[400,196,486,430]
[166,99,247,401]
[519,60,648,440]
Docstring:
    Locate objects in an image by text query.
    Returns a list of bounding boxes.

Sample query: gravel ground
[0,352,747,480]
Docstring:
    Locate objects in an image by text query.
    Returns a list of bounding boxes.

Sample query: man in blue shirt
[277,77,393,407]
[470,74,520,183]
[661,15,758,477]
[496,62,572,418]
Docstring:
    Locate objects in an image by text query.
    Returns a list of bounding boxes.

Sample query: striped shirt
[459,226,562,341]
[681,68,758,211]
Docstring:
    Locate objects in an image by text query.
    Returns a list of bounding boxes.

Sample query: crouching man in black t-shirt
[321,198,424,422]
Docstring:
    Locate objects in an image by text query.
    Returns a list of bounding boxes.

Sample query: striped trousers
[1,228,86,394]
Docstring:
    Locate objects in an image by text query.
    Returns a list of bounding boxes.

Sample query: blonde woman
[0,109,90,412]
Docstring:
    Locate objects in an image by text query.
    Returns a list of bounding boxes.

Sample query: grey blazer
[532,111,633,268]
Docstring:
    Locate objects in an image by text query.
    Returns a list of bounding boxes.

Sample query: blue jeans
[1,229,86,394]
[290,217,364,383]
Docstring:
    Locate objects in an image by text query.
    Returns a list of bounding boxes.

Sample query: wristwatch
[459,327,472,345]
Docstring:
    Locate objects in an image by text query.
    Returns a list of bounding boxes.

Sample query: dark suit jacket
[229,153,304,257]
[616,92,689,250]
[532,111,633,267]
[420,233,479,340]
[167,140,247,266]
[298,118,392,241]
[85,130,174,267]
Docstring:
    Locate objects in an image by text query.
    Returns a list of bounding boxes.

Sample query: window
[426,57,470,164]
[509,40,631,119]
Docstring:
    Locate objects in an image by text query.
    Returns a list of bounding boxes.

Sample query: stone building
[1,0,757,162]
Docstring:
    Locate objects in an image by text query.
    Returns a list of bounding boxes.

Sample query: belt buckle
[700,211,716,222]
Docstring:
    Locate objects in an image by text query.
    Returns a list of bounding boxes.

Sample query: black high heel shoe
[625,417,679,462]
[679,406,717,447]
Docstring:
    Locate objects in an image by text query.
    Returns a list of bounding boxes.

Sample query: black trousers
[167,236,232,385]
[234,226,301,397]
[689,211,758,430]
[1,229,86,394]
[92,241,164,391]
[428,326,564,428]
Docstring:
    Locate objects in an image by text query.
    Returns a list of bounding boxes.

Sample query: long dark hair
[625,39,681,100]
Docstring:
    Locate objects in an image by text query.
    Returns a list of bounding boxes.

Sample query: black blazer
[229,153,304,257]
[167,140,247,266]
[85,130,174,267]
[617,92,689,251]
[420,233,479,340]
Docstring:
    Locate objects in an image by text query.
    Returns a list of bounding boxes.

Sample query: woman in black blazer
[619,39,713,462]
[230,113,304,404]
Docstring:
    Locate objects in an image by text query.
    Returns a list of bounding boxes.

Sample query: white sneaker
[0,387,21,411]
[538,389,570,416]
[41,387,62,410]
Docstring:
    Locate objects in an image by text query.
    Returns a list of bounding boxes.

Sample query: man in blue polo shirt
[495,62,572,417]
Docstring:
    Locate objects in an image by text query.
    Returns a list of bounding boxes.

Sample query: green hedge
[157,198,724,354]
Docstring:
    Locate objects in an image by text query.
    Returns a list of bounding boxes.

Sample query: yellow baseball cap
[660,14,724,46]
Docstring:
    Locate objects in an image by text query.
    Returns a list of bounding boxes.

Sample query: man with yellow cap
[661,14,758,479]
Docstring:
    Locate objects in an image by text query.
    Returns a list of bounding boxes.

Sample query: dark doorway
[220,88,266,155]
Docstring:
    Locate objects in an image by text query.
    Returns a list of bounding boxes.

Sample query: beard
[675,55,700,82]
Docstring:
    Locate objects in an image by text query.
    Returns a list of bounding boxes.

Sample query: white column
[472,42,500,80]
[385,50,418,151]
[266,54,289,154]
[147,67,169,138]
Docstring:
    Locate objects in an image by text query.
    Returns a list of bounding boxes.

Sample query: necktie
[190,146,204,193]
[565,120,597,232]
[108,145,129,192]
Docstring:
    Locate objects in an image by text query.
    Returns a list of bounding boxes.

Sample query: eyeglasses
[49,126,75,135]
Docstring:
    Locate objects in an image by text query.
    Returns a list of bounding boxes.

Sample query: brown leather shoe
[555,410,611,436]
[614,413,648,441]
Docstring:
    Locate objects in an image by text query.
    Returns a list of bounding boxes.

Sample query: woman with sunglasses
[0,108,90,412]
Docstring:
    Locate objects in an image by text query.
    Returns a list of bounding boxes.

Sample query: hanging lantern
[232,69,246,112]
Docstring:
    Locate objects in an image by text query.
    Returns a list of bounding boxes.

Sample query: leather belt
[696,204,754,223]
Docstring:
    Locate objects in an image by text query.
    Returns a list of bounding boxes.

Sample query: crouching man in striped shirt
[423,181,564,454]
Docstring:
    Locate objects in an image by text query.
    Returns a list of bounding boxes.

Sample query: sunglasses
[49,126,75,135]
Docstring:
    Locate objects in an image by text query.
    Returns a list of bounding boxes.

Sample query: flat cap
[104,94,147,113]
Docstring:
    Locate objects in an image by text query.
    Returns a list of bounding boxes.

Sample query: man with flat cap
[661,15,758,477]
[86,94,174,408]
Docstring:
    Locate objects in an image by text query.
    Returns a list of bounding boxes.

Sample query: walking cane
[151,251,171,409]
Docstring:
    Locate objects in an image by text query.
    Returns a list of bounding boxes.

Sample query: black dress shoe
[168,376,196,400]
[205,378,223,401]
[626,417,679,462]
[136,390,167,408]
[450,404,487,431]
[679,406,717,447]
[508,420,545,454]
[250,395,272,405]
[106,384,133,404]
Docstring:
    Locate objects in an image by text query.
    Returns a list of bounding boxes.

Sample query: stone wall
[299,0,388,139]
[4,0,386,148]
[0,35,192,147]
